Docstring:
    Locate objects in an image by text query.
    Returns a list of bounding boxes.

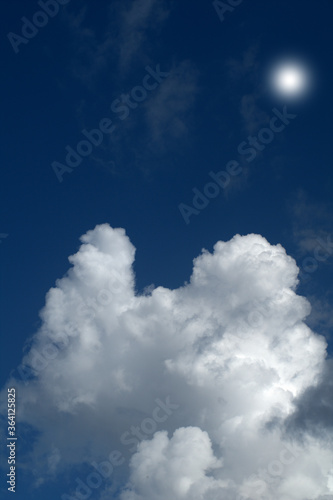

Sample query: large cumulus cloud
[1,224,332,499]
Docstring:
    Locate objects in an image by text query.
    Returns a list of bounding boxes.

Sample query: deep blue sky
[1,1,333,498]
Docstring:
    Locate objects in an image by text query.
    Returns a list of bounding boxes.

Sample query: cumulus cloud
[1,224,332,499]
[120,427,227,500]
[284,359,333,438]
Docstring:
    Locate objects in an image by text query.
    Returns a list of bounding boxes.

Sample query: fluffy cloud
[120,427,227,500]
[1,224,332,499]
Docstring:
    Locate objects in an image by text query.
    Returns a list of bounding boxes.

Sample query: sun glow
[265,56,317,102]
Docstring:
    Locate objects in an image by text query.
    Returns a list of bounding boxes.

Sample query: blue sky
[1,1,333,499]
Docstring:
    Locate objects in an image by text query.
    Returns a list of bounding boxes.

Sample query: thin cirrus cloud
[64,0,172,85]
[115,0,171,72]
[92,59,199,174]
[61,1,199,171]
[226,46,270,135]
[1,224,332,499]
[143,60,199,147]
[288,189,333,255]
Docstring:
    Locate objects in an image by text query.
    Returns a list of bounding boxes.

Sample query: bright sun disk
[266,57,316,101]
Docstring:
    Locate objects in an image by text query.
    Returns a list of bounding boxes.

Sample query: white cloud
[120,427,227,500]
[1,224,332,499]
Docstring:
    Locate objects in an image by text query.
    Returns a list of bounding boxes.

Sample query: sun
[273,64,306,95]
[265,56,316,102]
[272,62,308,97]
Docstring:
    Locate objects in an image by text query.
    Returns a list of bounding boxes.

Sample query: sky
[0,0,333,499]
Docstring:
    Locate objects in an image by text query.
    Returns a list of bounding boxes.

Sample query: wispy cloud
[144,60,199,148]
[227,45,270,134]
[287,189,333,346]
[288,188,333,256]
[227,45,260,82]
[63,4,115,88]
[88,60,199,176]
[115,0,171,72]
[63,0,172,87]
[239,93,270,134]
